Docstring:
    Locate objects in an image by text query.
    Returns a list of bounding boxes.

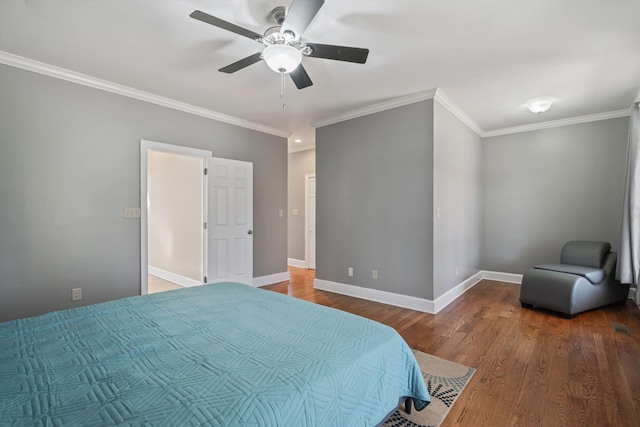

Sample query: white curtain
[617,101,640,304]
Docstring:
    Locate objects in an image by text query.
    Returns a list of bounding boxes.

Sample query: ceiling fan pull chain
[280,71,287,109]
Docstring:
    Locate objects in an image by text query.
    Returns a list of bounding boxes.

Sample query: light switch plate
[124,208,141,218]
[292,209,299,216]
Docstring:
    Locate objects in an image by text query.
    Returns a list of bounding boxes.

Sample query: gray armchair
[519,241,629,318]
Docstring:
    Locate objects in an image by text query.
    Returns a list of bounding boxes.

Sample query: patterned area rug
[383,350,475,427]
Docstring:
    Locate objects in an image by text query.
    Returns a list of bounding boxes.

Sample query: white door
[207,157,253,285]
[305,174,316,270]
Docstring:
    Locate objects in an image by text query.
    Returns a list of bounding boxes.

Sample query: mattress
[0,282,430,426]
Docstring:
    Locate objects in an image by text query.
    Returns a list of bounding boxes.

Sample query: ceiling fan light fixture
[263,44,302,74]
[525,96,558,113]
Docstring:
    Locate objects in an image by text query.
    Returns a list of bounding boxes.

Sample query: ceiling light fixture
[262,44,302,74]
[524,96,558,113]
[294,139,302,143]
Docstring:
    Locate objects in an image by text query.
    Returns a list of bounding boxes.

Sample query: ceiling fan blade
[304,43,369,63]
[290,64,313,89]
[190,10,262,42]
[281,0,325,38]
[219,52,263,73]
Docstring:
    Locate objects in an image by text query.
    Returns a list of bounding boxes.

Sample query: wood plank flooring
[262,267,640,427]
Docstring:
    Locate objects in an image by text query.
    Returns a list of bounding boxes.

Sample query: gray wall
[316,100,434,299]
[0,64,287,321]
[481,116,629,273]
[287,148,316,262]
[433,102,482,299]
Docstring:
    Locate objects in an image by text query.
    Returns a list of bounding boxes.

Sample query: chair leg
[404,397,412,414]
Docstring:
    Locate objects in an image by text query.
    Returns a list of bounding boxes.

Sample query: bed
[0,282,430,426]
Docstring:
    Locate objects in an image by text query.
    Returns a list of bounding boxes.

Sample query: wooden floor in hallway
[262,267,640,427]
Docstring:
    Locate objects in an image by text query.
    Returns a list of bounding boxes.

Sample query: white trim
[288,144,316,154]
[433,272,484,313]
[287,258,307,268]
[481,270,523,284]
[313,88,438,128]
[253,272,290,288]
[314,278,435,313]
[0,51,289,138]
[483,109,631,137]
[148,266,200,288]
[434,89,484,136]
[313,270,522,314]
[629,286,637,302]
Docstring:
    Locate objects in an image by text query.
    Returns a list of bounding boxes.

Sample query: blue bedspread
[0,283,429,426]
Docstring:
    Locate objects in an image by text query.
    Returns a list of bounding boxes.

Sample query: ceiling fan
[190,0,369,90]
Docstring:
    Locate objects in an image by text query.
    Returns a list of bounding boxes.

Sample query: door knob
[247,230,253,235]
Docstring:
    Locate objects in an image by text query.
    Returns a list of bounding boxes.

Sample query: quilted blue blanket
[0,283,429,426]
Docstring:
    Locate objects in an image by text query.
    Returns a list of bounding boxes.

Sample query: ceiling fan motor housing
[269,6,288,26]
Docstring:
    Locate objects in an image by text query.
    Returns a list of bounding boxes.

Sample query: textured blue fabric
[0,283,430,426]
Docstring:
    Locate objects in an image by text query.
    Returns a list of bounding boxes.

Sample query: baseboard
[287,258,306,268]
[630,286,637,302]
[482,270,523,284]
[253,271,289,288]
[314,270,520,314]
[313,279,435,313]
[148,266,201,288]
[433,272,484,313]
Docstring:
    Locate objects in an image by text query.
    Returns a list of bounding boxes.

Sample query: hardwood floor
[263,267,640,427]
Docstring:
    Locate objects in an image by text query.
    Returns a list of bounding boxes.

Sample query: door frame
[140,140,211,295]
[304,173,316,269]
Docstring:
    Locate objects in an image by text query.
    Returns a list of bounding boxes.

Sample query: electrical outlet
[348,267,353,277]
[372,270,378,280]
[71,288,82,301]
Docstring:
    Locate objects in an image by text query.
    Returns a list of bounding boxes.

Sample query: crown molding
[484,109,631,137]
[288,143,315,154]
[0,51,289,138]
[313,88,439,128]
[433,89,484,137]
[312,87,484,137]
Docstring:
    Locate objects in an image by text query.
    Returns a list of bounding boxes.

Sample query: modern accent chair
[519,241,629,318]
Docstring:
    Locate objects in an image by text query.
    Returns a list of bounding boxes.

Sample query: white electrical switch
[292,209,299,216]
[372,270,378,280]
[124,208,141,218]
[279,210,284,217]
[348,267,353,277]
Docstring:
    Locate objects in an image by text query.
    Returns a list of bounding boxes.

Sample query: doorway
[305,173,316,270]
[140,141,209,294]
[140,140,255,294]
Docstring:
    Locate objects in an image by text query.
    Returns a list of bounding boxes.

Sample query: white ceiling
[1,0,639,144]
